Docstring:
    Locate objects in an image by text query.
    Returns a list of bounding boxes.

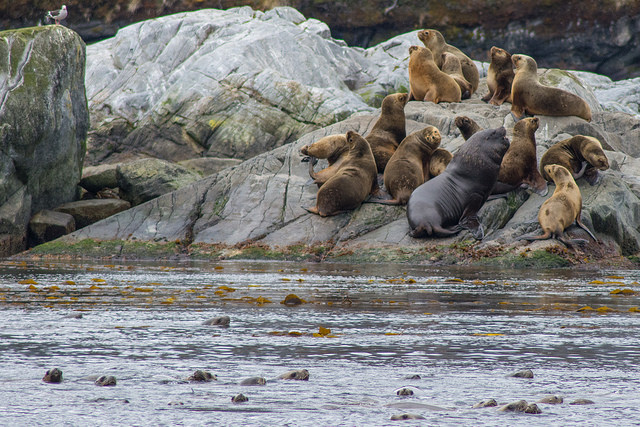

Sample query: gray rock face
[0,26,89,256]
[55,199,131,229]
[29,210,76,246]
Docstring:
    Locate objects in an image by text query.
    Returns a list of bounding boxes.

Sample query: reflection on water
[1,260,639,425]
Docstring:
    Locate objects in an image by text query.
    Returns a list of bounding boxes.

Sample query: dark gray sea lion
[277,369,309,381]
[472,398,498,408]
[510,369,534,378]
[390,413,425,420]
[43,368,63,383]
[397,388,414,396]
[570,398,595,405]
[406,127,510,240]
[95,375,117,386]
[232,393,249,403]
[203,316,230,326]
[188,370,217,382]
[240,376,267,386]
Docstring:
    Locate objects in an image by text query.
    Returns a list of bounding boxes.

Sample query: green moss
[29,239,180,258]
[213,195,229,216]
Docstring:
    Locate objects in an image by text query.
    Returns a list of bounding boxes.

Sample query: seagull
[46,5,67,25]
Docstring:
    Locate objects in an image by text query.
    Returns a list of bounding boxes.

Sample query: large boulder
[0,25,89,257]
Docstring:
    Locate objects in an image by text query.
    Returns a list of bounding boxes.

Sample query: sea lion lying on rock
[407,127,510,240]
[539,135,609,185]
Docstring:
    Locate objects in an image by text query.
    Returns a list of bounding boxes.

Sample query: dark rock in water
[188,370,216,382]
[498,400,529,412]
[396,388,414,396]
[472,398,498,408]
[202,316,230,326]
[390,413,425,420]
[43,368,63,383]
[570,398,595,405]
[524,403,542,414]
[95,375,117,386]
[54,199,131,229]
[510,369,534,378]
[231,393,249,403]
[282,294,304,306]
[538,395,563,404]
[277,369,309,381]
[404,374,421,380]
[240,376,267,386]
[28,210,76,246]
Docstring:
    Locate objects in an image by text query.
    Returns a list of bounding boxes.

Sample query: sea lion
[240,376,267,386]
[511,54,592,121]
[538,395,563,404]
[492,117,548,197]
[408,46,461,104]
[498,400,529,412]
[519,164,597,246]
[232,394,249,403]
[188,370,217,382]
[396,388,414,396]
[43,368,63,383]
[365,93,408,173]
[390,414,425,420]
[441,52,472,99]
[300,134,349,187]
[482,46,515,105]
[382,126,442,205]
[539,135,609,185]
[454,116,482,140]
[277,369,309,380]
[510,369,534,378]
[472,399,498,408]
[304,131,378,217]
[406,127,510,240]
[428,148,453,178]
[417,29,479,94]
[95,375,117,386]
[202,315,230,326]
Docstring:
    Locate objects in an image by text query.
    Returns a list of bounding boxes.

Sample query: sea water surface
[0,259,639,426]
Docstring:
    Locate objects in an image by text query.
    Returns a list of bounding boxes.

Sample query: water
[1,260,639,426]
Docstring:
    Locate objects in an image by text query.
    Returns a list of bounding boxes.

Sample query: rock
[390,413,425,420]
[231,393,249,403]
[472,399,498,408]
[202,316,230,326]
[570,398,595,405]
[84,8,373,166]
[396,388,414,396]
[95,375,117,386]
[510,369,534,379]
[0,26,89,257]
[239,377,267,386]
[116,158,201,206]
[498,400,529,412]
[54,199,131,229]
[178,158,243,177]
[28,210,76,246]
[277,369,309,381]
[537,395,563,404]
[188,370,216,382]
[80,164,119,193]
[42,368,63,383]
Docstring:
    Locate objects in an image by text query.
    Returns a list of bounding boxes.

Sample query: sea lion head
[514,116,539,136]
[545,164,572,182]
[409,45,433,61]
[419,126,441,151]
[345,130,370,155]
[417,29,445,48]
[581,136,610,170]
[381,92,409,114]
[512,54,537,73]
[490,46,512,64]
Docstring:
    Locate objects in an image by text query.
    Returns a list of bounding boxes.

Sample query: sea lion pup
[407,46,461,104]
[381,126,442,205]
[454,116,482,140]
[520,164,597,247]
[441,52,472,99]
[365,92,408,173]
[491,117,548,197]
[428,148,452,178]
[304,130,378,217]
[511,54,592,122]
[300,134,349,187]
[539,135,609,185]
[407,127,510,240]
[482,46,515,105]
[417,29,479,94]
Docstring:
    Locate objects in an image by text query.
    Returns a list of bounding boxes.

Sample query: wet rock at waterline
[28,211,76,246]
[54,199,131,229]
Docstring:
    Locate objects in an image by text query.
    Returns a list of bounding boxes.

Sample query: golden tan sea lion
[454,115,482,140]
[511,54,592,121]
[441,52,472,99]
[365,93,408,173]
[539,135,609,185]
[382,126,441,205]
[417,29,479,94]
[408,46,461,104]
[482,46,514,105]
[304,131,378,217]
[428,147,453,178]
[300,134,349,187]
[520,164,597,246]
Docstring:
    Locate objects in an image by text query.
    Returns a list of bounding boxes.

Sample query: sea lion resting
[408,45,461,104]
[365,92,408,173]
[482,46,515,106]
[520,164,597,247]
[407,127,510,240]
[441,52,472,99]
[539,135,609,185]
[300,134,349,187]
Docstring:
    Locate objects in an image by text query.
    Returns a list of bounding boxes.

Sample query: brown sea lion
[300,134,349,187]
[232,393,249,403]
[428,148,452,178]
[277,369,309,380]
[407,127,510,240]
[492,117,548,197]
[95,375,117,386]
[43,368,63,383]
[520,164,597,246]
[240,376,267,386]
[304,131,378,217]
[472,399,498,408]
[539,135,609,185]
[365,93,408,173]
[382,126,441,205]
[511,54,592,121]
[417,29,479,94]
[538,395,563,404]
[482,46,514,105]
[408,46,461,104]
[454,116,482,140]
[441,52,472,99]
[188,370,217,382]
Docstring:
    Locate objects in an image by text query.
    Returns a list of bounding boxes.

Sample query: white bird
[46,5,67,25]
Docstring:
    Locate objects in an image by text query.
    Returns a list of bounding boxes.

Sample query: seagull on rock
[46,5,67,25]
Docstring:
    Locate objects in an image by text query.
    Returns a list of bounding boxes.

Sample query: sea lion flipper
[575,218,597,241]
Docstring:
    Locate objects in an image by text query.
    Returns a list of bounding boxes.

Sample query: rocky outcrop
[0,26,89,257]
